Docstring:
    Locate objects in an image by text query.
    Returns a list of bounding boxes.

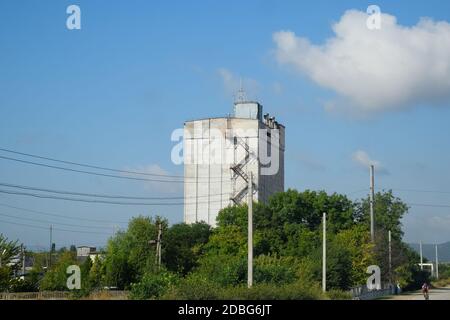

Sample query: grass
[432,278,450,288]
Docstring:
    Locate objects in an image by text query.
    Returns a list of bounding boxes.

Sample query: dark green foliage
[129,269,179,300]
[40,251,77,291]
[0,266,11,291]
[195,254,247,287]
[9,269,41,292]
[355,190,407,240]
[162,279,325,300]
[163,222,211,275]
[103,216,166,289]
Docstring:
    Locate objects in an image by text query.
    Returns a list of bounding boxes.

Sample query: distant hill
[408,242,450,263]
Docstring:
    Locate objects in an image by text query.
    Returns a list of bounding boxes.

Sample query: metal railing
[349,283,397,300]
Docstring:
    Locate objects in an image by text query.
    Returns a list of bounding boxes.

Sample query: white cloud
[352,150,388,174]
[122,164,182,194]
[218,68,260,100]
[273,10,450,115]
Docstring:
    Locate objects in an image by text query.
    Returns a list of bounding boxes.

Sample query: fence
[350,283,397,300]
[0,291,70,300]
[0,290,129,300]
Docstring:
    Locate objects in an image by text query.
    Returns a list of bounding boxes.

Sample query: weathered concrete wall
[184,117,284,227]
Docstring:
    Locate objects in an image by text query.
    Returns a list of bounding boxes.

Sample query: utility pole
[322,212,327,293]
[157,223,162,270]
[435,244,439,280]
[49,224,53,269]
[248,172,253,289]
[150,222,163,271]
[388,231,392,284]
[22,244,25,276]
[369,165,375,242]
[419,241,423,270]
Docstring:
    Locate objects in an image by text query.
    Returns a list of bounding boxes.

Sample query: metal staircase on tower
[230,136,257,204]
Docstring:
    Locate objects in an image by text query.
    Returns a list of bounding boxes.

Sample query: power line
[0,212,114,230]
[0,147,185,178]
[0,155,191,183]
[407,203,450,209]
[0,202,129,224]
[0,181,229,200]
[0,148,224,181]
[0,189,229,206]
[390,188,450,195]
[0,218,111,235]
[0,189,185,205]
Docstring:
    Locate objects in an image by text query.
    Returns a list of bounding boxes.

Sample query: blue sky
[1,0,450,249]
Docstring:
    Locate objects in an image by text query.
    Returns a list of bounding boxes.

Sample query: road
[385,287,450,300]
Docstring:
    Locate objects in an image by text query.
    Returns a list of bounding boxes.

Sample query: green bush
[325,289,352,300]
[194,254,247,287]
[0,266,12,291]
[161,273,222,300]
[9,270,41,292]
[254,255,298,285]
[162,277,324,300]
[129,270,179,300]
[40,251,77,291]
[220,282,324,300]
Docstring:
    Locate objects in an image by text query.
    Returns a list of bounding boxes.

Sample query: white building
[184,100,285,227]
[76,246,101,263]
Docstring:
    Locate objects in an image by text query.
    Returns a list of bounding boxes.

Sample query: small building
[76,246,102,263]
[76,246,96,257]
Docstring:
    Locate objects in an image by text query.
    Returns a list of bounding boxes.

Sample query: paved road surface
[386,287,450,300]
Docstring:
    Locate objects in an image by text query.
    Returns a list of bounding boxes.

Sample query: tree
[334,224,375,286]
[0,234,21,291]
[267,190,355,232]
[129,269,179,300]
[103,215,167,289]
[80,256,93,291]
[40,251,77,291]
[162,222,211,275]
[0,234,21,267]
[0,266,11,291]
[355,190,408,240]
[89,255,105,289]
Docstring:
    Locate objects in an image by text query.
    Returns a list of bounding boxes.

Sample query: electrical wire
[0,155,193,183]
[0,181,229,200]
[0,202,129,224]
[0,212,114,230]
[0,147,185,178]
[0,148,226,181]
[407,203,450,208]
[0,189,231,206]
[0,218,111,235]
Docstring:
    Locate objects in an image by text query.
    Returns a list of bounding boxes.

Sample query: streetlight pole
[248,172,253,289]
[388,230,392,284]
[435,244,439,280]
[420,241,423,270]
[322,212,327,293]
[49,224,53,269]
[369,165,375,242]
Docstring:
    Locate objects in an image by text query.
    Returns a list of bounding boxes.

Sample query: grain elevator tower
[183,100,285,227]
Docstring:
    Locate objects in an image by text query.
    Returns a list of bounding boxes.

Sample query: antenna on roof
[236,77,246,103]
